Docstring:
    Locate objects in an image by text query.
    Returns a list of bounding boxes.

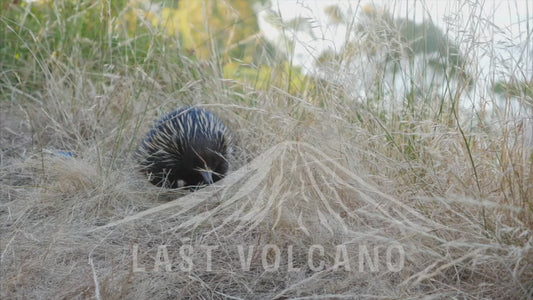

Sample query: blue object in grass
[56,151,74,157]
[46,150,74,158]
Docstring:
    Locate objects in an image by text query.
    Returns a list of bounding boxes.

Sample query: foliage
[321,4,468,78]
[493,79,533,107]
[1,0,134,66]
[223,60,311,94]
[0,0,305,97]
[316,4,473,114]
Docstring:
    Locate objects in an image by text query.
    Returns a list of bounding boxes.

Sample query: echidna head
[184,139,230,186]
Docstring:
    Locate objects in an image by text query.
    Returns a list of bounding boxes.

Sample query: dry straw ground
[1,1,533,299]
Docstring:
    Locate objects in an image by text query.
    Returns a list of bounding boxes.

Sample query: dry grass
[1,0,533,299]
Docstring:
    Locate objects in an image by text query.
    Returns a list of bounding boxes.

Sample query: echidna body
[137,107,231,188]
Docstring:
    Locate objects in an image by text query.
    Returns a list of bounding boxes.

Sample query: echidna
[137,107,232,188]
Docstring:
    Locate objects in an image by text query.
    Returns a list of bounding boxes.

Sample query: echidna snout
[137,107,232,188]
